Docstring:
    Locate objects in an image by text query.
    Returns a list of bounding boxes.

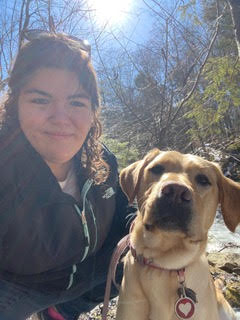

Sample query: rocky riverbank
[208,252,240,308]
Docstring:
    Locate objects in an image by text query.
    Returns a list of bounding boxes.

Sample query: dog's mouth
[145,199,193,233]
[189,238,204,244]
[143,222,204,246]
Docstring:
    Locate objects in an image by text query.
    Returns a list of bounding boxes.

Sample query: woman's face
[18,67,93,175]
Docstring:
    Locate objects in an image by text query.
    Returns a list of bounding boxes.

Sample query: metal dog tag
[175,285,196,319]
[175,296,195,319]
[177,287,198,303]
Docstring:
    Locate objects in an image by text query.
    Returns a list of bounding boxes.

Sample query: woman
[0,31,131,320]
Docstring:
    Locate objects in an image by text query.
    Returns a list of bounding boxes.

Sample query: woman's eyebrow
[68,93,89,99]
[22,89,89,99]
[23,88,51,97]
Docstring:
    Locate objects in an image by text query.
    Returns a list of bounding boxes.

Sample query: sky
[85,0,154,48]
[85,0,187,55]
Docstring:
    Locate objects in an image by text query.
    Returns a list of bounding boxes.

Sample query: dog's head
[120,149,240,243]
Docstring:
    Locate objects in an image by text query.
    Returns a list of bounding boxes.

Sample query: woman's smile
[44,131,74,138]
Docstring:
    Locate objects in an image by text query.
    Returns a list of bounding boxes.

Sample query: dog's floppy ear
[217,166,240,232]
[120,148,161,203]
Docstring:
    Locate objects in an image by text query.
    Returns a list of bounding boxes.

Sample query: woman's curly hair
[0,33,109,184]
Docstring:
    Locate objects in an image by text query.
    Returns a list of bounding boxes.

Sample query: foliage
[204,57,240,109]
[226,138,240,153]
[185,57,240,142]
[102,136,139,170]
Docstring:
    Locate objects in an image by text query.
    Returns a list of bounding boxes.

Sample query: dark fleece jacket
[0,131,130,291]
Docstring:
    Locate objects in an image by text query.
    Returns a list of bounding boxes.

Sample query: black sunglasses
[22,29,91,56]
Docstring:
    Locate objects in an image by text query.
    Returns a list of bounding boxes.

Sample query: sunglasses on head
[22,29,91,57]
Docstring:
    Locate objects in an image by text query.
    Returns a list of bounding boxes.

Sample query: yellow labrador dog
[116,149,239,320]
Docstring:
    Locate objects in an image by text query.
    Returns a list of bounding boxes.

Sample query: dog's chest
[139,268,179,318]
[137,265,218,320]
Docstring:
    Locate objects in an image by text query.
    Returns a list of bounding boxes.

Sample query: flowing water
[207,211,240,254]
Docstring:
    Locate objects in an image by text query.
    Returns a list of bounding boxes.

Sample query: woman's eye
[30,98,49,104]
[70,100,86,107]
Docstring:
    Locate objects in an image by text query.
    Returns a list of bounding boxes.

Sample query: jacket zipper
[80,179,98,253]
[66,179,94,290]
[66,264,77,290]
[74,204,90,262]
[88,201,98,252]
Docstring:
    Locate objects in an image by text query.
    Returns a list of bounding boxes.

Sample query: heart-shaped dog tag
[175,297,195,319]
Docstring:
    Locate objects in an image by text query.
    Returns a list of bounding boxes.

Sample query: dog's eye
[144,224,154,232]
[195,174,211,186]
[149,165,164,175]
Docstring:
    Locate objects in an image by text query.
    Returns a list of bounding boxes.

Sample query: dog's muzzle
[150,181,193,232]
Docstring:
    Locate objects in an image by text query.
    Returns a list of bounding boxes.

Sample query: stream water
[207,211,240,253]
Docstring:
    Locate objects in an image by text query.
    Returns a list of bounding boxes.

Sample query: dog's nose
[153,182,192,232]
[161,182,192,203]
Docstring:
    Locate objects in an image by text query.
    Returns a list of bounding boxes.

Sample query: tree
[99,0,226,154]
[227,0,240,58]
[184,0,240,147]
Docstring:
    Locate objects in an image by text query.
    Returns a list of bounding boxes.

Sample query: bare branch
[19,0,32,48]
[226,0,240,58]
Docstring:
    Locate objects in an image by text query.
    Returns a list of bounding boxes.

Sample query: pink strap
[48,307,65,320]
[177,269,186,283]
[102,234,130,320]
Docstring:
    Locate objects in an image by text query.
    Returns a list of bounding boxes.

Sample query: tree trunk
[227,0,240,58]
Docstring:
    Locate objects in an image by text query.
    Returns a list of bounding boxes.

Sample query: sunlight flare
[88,0,133,25]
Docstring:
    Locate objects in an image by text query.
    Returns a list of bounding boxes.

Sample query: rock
[225,283,240,308]
[221,262,239,273]
[233,267,240,275]
[208,252,240,270]
[208,252,240,308]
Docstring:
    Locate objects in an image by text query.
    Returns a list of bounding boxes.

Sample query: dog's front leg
[116,253,149,320]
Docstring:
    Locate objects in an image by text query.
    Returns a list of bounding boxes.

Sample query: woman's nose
[49,101,70,123]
